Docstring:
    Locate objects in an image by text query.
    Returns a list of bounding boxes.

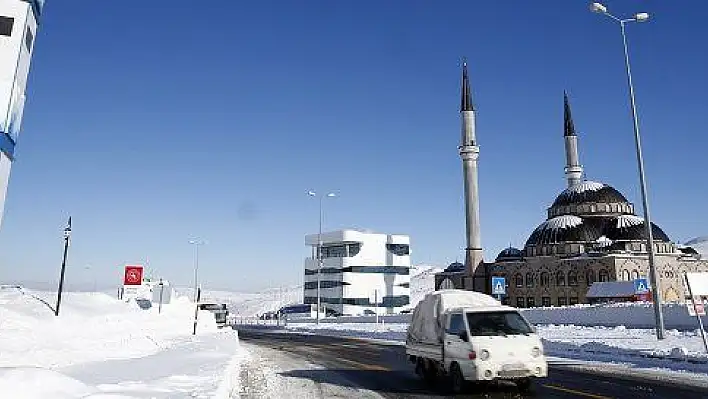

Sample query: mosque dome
[551,181,629,208]
[445,262,465,272]
[524,215,602,247]
[602,214,671,242]
[496,247,524,262]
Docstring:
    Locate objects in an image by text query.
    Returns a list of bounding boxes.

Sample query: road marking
[335,357,391,371]
[543,384,613,399]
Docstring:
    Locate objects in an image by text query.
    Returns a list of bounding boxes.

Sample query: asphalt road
[236,328,708,399]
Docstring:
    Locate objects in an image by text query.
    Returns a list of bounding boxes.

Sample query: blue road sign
[492,277,506,296]
[634,278,649,295]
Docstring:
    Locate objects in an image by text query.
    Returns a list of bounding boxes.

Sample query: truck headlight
[532,347,541,357]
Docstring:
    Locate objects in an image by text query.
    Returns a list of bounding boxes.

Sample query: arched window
[631,270,640,280]
[568,271,578,286]
[556,271,566,286]
[621,269,631,281]
[525,272,534,287]
[515,273,523,288]
[540,272,550,287]
[586,270,595,285]
[599,269,609,282]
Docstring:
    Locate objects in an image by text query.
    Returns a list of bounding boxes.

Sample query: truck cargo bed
[405,340,444,362]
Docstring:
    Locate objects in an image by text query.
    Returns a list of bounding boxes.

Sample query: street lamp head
[326,193,336,198]
[307,191,316,197]
[590,2,608,14]
[635,12,650,22]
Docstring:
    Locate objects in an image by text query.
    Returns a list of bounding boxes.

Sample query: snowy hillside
[222,264,444,317]
[685,236,708,258]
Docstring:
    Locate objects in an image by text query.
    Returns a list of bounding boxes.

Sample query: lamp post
[591,2,665,340]
[55,216,72,316]
[308,190,336,325]
[189,239,205,302]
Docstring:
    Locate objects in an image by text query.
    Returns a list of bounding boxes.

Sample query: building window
[556,271,566,286]
[586,270,595,285]
[526,297,535,307]
[542,296,551,307]
[25,27,34,51]
[558,297,567,306]
[568,271,578,286]
[304,281,350,290]
[344,266,409,275]
[0,16,13,36]
[321,245,346,258]
[525,272,534,287]
[569,297,579,306]
[631,270,640,280]
[515,273,523,288]
[386,244,410,256]
[516,297,525,308]
[599,269,609,282]
[540,272,550,287]
[347,243,361,257]
[397,282,410,288]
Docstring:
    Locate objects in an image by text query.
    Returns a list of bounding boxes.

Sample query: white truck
[405,289,547,393]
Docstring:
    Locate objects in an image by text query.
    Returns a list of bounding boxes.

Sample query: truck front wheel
[450,363,465,394]
[516,377,535,394]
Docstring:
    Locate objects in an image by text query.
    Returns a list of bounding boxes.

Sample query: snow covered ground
[0,285,381,398]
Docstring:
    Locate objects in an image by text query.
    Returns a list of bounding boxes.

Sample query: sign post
[158,278,164,314]
[491,276,506,302]
[684,273,708,353]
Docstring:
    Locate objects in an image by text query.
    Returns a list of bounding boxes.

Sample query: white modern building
[304,229,411,316]
[0,0,44,227]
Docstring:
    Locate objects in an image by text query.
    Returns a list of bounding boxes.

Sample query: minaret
[563,91,583,187]
[459,61,483,279]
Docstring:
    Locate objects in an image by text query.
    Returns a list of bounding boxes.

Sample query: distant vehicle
[405,290,547,394]
[278,304,327,319]
[199,303,228,327]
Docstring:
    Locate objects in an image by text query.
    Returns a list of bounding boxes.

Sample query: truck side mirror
[458,330,468,342]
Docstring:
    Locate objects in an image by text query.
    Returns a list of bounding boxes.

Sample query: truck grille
[498,369,530,378]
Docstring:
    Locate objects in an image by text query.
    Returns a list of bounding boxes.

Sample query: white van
[405,290,547,393]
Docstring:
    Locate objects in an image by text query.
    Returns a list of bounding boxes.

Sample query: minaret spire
[458,58,483,290]
[461,59,475,112]
[563,91,583,187]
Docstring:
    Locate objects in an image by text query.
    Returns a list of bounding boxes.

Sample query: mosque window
[558,297,568,306]
[586,269,595,285]
[568,271,578,286]
[621,269,631,281]
[569,297,579,305]
[526,297,535,307]
[631,270,640,280]
[525,273,534,287]
[515,273,523,288]
[542,297,551,307]
[0,16,14,36]
[556,271,566,286]
[540,272,550,287]
[599,269,609,282]
[516,297,525,308]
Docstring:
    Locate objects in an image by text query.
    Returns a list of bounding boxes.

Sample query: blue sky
[1,0,706,292]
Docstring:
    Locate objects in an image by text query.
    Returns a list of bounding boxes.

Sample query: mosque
[435,64,708,307]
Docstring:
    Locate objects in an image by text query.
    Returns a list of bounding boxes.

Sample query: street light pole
[189,240,205,302]
[55,216,72,317]
[591,2,665,340]
[308,191,335,325]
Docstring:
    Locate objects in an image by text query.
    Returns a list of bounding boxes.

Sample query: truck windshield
[466,311,534,336]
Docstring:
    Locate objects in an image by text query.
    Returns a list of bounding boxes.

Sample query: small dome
[603,214,671,242]
[525,215,602,247]
[445,262,465,272]
[679,246,699,255]
[551,181,629,208]
[496,247,523,262]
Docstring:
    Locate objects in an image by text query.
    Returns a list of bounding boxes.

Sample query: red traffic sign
[124,265,144,286]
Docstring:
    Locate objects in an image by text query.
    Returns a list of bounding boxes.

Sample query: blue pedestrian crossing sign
[634,278,649,295]
[492,277,506,296]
